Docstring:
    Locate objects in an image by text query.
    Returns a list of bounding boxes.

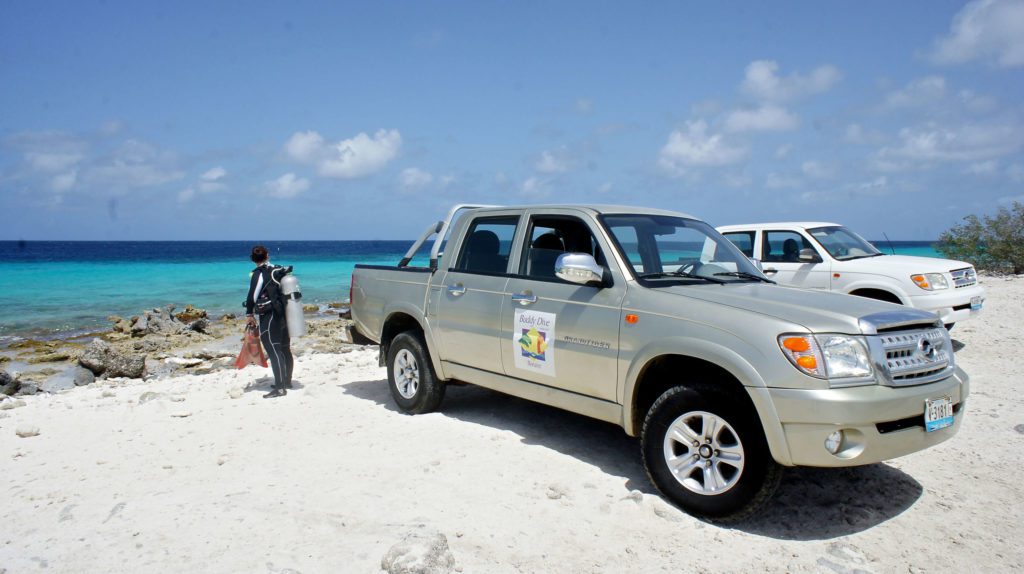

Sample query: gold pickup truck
[350,204,969,522]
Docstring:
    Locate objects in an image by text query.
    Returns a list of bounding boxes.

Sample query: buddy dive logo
[512,309,556,376]
[519,326,548,360]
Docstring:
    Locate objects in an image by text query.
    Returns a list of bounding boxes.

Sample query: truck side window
[454,216,518,274]
[519,216,603,279]
[763,231,815,263]
[722,231,755,258]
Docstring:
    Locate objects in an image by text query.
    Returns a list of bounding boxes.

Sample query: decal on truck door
[513,309,556,376]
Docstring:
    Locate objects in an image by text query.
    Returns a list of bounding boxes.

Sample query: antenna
[881,232,896,255]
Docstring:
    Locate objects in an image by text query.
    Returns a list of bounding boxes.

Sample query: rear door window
[454,216,518,274]
[722,231,755,258]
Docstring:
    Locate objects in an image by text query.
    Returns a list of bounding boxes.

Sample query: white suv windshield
[808,226,882,260]
[601,214,769,284]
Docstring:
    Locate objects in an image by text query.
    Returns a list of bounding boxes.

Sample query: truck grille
[950,267,977,288]
[876,328,952,386]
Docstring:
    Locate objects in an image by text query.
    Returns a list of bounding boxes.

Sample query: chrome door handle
[447,283,466,296]
[511,292,537,306]
[763,268,778,275]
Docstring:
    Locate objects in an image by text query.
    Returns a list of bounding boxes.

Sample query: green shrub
[938,202,1024,274]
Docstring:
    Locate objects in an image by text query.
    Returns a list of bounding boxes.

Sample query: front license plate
[925,396,954,432]
[970,296,983,311]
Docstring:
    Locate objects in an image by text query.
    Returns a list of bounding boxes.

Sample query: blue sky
[2,1,1022,240]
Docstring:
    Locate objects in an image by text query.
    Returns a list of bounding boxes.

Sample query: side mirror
[748,257,764,272]
[555,253,606,286]
[798,248,822,263]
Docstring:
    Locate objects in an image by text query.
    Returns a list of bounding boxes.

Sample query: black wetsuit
[245,264,293,390]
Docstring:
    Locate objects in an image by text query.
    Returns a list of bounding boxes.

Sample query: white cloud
[51,170,78,192]
[86,140,184,188]
[597,182,613,194]
[958,89,998,113]
[801,161,834,179]
[398,167,433,190]
[197,166,227,193]
[884,76,947,107]
[724,105,799,132]
[201,166,226,182]
[575,98,594,114]
[284,129,402,179]
[879,122,1024,163]
[658,120,747,175]
[853,176,889,196]
[178,187,196,203]
[264,173,310,198]
[535,148,573,173]
[740,60,841,102]
[775,144,792,159]
[930,0,1024,67]
[966,160,999,175]
[520,176,550,198]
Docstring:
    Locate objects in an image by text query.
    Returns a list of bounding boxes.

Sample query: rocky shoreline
[0,303,360,399]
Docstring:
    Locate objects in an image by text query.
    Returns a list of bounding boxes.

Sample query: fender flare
[841,279,910,305]
[381,304,448,380]
[621,336,793,466]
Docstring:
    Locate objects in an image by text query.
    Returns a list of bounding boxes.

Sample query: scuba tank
[278,272,307,337]
[270,266,307,337]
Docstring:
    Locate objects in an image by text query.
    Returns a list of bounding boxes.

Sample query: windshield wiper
[841,253,885,261]
[637,271,726,284]
[713,271,776,284]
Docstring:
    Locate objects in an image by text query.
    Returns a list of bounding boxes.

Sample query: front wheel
[386,332,445,414]
[641,384,782,522]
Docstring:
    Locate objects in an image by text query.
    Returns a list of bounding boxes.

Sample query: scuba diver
[245,245,294,398]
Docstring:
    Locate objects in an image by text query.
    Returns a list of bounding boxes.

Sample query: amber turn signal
[796,356,817,369]
[782,337,810,352]
[625,314,639,324]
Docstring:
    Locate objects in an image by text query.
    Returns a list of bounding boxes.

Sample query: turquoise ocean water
[0,239,943,341]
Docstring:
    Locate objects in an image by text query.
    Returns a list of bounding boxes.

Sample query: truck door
[500,211,625,402]
[434,213,520,375]
[760,229,831,290]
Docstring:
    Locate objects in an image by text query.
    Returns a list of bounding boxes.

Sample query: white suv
[717,222,985,328]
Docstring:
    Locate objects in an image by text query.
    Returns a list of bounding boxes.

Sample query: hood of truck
[835,254,971,274]
[650,283,939,334]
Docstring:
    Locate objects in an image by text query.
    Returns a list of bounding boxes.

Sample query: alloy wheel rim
[394,349,419,399]
[663,410,745,496]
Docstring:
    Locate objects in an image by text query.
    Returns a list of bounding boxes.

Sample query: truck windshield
[807,226,882,261]
[601,214,768,284]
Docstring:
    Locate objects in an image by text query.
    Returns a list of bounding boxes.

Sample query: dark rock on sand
[130,314,149,336]
[73,366,95,386]
[79,339,146,379]
[1,370,19,396]
[188,318,210,333]
[15,382,39,396]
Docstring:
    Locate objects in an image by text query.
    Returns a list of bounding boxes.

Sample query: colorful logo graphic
[518,326,548,360]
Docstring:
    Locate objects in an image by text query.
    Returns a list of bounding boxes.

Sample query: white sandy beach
[1,277,1022,573]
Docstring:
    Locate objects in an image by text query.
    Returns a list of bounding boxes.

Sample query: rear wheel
[641,384,782,522]
[386,332,445,414]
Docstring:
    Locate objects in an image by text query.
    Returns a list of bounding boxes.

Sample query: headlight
[911,273,949,290]
[779,334,873,382]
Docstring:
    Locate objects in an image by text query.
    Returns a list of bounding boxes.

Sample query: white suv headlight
[779,334,874,384]
[911,273,949,291]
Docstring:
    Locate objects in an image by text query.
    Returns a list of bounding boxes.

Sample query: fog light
[825,430,844,454]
